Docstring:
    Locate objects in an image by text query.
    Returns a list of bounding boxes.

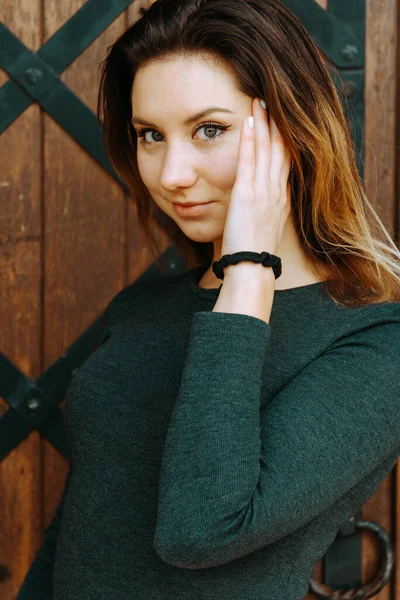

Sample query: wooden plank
[0,1,42,598]
[365,0,398,238]
[41,0,127,532]
[363,1,399,597]
[362,475,394,599]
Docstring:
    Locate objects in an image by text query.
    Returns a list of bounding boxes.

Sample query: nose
[159,144,197,190]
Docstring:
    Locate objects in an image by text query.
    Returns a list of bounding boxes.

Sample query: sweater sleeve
[153,309,400,569]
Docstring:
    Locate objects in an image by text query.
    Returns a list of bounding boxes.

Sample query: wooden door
[0,1,398,598]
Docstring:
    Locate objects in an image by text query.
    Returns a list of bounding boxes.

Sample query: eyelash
[135,121,230,146]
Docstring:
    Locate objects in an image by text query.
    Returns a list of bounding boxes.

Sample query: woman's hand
[221,98,292,261]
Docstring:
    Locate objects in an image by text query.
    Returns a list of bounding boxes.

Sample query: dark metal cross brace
[0,0,363,185]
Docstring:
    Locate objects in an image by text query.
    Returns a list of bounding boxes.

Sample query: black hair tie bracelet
[212,251,282,281]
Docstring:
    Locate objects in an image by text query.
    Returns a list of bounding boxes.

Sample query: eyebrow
[131,107,234,127]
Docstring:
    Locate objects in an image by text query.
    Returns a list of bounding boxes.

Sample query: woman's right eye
[135,122,230,146]
[137,129,163,144]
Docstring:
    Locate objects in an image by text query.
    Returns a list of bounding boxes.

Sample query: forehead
[131,55,241,107]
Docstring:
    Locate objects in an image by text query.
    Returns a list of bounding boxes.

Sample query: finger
[234,114,255,188]
[268,117,288,192]
[253,98,271,188]
[281,149,292,198]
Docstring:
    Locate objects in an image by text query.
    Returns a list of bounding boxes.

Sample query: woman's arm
[153,306,400,569]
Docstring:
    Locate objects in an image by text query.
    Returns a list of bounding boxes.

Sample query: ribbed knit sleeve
[153,309,400,570]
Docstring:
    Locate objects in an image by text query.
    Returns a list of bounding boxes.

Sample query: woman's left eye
[136,122,230,146]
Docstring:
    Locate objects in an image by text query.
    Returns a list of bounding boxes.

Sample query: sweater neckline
[188,261,327,300]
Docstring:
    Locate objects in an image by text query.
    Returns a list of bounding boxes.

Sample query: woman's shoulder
[321,298,400,357]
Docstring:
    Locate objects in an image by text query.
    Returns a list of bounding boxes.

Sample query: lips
[173,202,209,207]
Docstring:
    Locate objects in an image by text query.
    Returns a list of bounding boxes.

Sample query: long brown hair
[97,0,400,307]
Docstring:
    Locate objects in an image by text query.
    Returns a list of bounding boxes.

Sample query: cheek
[203,148,238,191]
[137,153,153,187]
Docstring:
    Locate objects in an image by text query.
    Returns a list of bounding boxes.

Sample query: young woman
[18,1,400,599]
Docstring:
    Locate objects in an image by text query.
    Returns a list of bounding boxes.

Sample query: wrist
[213,263,275,324]
[222,262,276,289]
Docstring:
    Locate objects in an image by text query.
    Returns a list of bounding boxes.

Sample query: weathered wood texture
[306,4,399,599]
[0,1,43,598]
[0,0,398,598]
[362,2,399,599]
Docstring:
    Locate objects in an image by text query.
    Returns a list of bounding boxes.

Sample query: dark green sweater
[17,261,400,600]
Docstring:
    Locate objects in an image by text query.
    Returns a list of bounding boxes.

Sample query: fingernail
[248,116,254,129]
[260,99,267,109]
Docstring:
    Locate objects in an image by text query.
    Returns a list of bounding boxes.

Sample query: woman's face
[131,55,254,244]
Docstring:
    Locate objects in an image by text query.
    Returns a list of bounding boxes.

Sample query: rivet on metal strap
[26,397,41,411]
[341,44,359,62]
[24,67,44,86]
